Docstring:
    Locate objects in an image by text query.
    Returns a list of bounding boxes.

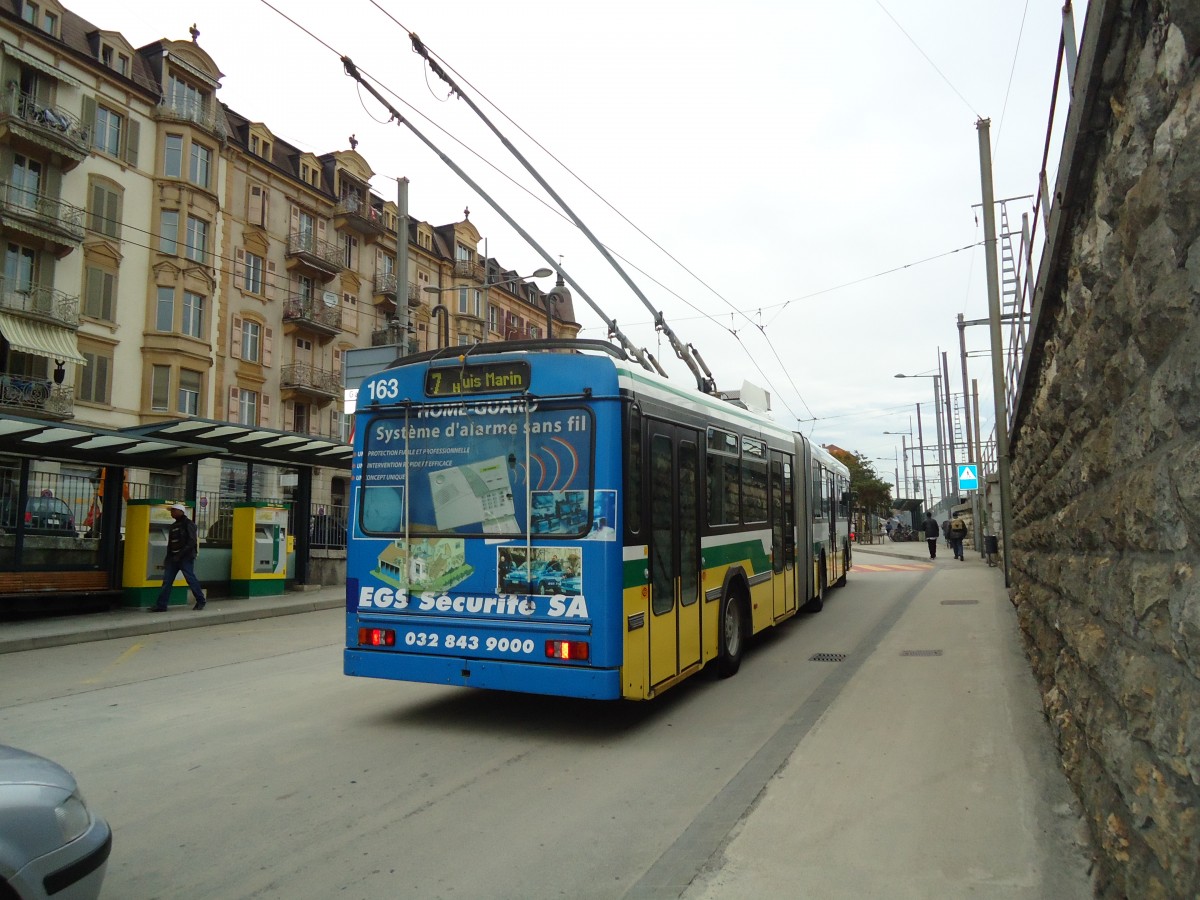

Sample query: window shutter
[80,96,96,141]
[263,326,273,367]
[265,260,276,300]
[260,392,271,427]
[342,292,357,331]
[228,385,239,422]
[235,248,245,287]
[284,399,294,431]
[104,189,120,239]
[289,205,299,236]
[248,185,263,225]
[261,185,269,226]
[317,218,327,243]
[123,118,139,168]
[84,267,100,317]
[231,314,243,359]
[89,184,105,232]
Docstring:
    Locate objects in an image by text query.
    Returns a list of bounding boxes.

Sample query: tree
[826,447,892,515]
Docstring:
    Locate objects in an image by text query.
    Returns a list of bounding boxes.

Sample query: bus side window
[706,427,739,526]
[625,405,641,535]
[782,460,795,554]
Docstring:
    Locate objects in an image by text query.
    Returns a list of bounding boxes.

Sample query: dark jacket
[166,515,199,562]
[949,517,968,539]
[922,517,941,539]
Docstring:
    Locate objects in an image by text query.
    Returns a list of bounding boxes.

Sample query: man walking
[949,514,969,561]
[149,503,206,611]
[922,511,941,559]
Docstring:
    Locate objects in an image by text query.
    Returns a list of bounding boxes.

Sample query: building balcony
[334,195,386,240]
[0,374,73,419]
[282,297,342,338]
[154,96,228,140]
[369,324,417,353]
[372,272,396,307]
[0,277,80,328]
[454,259,485,282]
[0,182,84,256]
[0,90,90,170]
[280,363,341,403]
[285,232,343,280]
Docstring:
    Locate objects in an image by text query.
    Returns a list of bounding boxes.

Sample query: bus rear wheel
[717,591,746,678]
[803,557,827,613]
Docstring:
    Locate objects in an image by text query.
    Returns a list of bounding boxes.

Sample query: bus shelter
[0,414,350,612]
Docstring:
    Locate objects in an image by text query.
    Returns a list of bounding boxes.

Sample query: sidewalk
[678,538,1097,899]
[0,585,346,655]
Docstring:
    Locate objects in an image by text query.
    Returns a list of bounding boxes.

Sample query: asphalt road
[0,568,944,899]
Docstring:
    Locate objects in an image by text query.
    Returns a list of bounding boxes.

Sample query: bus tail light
[545,640,589,660]
[359,627,395,647]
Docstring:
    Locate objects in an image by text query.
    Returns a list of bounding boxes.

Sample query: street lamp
[883,429,912,498]
[423,268,552,348]
[895,372,947,507]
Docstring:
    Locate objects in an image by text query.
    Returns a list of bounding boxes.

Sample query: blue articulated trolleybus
[345,340,851,700]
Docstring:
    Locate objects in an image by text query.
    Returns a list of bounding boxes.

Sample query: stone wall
[1009,3,1200,898]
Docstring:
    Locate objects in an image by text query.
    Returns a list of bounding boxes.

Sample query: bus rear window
[360,402,594,538]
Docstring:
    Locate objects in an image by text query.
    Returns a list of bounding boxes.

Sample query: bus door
[827,471,841,582]
[770,453,796,618]
[648,423,701,685]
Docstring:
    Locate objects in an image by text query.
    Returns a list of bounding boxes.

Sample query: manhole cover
[900,649,944,657]
[809,652,847,662]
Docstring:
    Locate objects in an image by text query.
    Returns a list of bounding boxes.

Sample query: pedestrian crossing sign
[957,464,979,491]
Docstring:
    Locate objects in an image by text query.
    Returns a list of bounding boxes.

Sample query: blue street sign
[957,464,979,491]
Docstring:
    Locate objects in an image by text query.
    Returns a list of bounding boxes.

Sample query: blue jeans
[950,537,964,559]
[155,555,206,608]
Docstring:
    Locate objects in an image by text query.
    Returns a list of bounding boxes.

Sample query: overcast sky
[68,0,1084,501]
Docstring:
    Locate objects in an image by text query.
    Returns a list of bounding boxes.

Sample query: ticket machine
[230,503,287,596]
[123,499,191,607]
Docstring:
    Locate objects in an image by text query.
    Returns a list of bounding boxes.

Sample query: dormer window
[22,1,58,36]
[100,43,130,76]
[250,135,271,159]
[167,74,207,121]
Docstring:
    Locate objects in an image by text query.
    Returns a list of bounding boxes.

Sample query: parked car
[0,497,77,536]
[21,498,77,536]
[0,744,111,899]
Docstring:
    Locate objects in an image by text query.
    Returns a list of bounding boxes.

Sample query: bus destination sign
[425,361,531,397]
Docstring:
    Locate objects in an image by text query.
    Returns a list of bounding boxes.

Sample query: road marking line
[853,563,934,572]
[82,642,143,684]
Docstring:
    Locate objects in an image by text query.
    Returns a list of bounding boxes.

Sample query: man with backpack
[949,514,969,561]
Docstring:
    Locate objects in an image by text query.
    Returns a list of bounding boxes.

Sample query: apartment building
[0,0,579,601]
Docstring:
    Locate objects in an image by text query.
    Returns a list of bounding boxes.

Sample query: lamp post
[883,428,913,499]
[423,268,552,349]
[895,372,947,508]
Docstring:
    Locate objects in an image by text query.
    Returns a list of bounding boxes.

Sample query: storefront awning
[0,311,86,365]
[2,43,83,89]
